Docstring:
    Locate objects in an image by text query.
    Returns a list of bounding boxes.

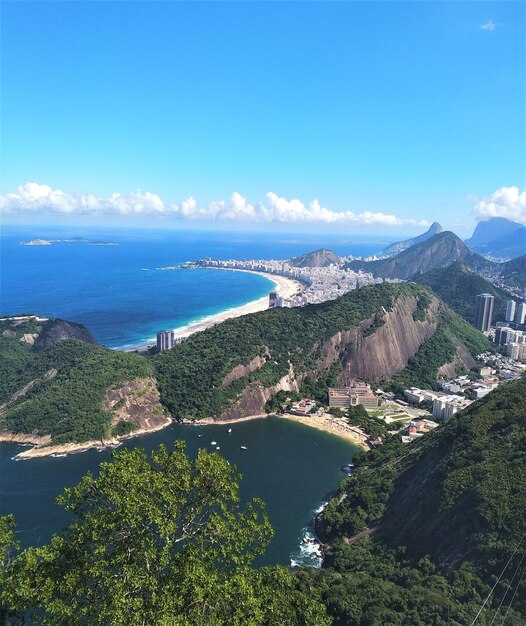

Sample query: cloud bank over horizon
[0,182,429,227]
[474,186,526,225]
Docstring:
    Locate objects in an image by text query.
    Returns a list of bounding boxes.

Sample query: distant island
[19,238,118,246]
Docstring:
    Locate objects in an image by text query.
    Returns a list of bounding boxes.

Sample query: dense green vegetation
[317,375,526,624]
[155,282,484,420]
[0,443,329,625]
[416,261,510,324]
[154,283,417,420]
[2,281,491,445]
[0,338,153,444]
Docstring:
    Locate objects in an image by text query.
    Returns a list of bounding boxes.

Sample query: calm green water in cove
[0,417,359,567]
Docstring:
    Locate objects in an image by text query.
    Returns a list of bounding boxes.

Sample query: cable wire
[470,535,525,626]
[488,549,526,626]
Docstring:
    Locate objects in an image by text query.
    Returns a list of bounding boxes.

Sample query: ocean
[1,225,389,347]
[0,225,388,566]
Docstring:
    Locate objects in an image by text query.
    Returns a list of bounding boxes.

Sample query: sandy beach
[126,269,302,350]
[181,412,370,449]
[278,414,371,450]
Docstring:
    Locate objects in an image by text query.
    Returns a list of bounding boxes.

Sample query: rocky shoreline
[2,416,173,460]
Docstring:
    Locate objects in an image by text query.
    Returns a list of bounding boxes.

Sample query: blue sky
[1,1,524,235]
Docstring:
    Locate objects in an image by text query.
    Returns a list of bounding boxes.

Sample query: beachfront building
[328,383,380,408]
[288,398,317,416]
[156,329,175,351]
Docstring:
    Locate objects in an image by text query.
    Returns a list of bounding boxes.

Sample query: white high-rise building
[517,302,526,325]
[157,329,175,351]
[505,300,517,323]
[474,293,494,333]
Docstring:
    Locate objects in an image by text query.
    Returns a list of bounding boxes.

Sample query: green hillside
[0,320,153,444]
[316,375,526,624]
[153,282,489,420]
[415,261,510,324]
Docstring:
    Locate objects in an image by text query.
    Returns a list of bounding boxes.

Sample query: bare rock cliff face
[219,363,300,421]
[437,339,475,379]
[221,349,270,386]
[339,296,440,382]
[216,294,444,421]
[104,377,171,432]
[35,319,96,350]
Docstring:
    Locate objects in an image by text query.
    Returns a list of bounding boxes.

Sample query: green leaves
[0,442,329,625]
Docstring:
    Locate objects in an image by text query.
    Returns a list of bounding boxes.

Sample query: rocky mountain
[0,316,169,451]
[346,231,472,280]
[0,315,96,349]
[466,217,524,244]
[155,283,490,421]
[383,221,442,256]
[290,248,340,267]
[465,217,526,260]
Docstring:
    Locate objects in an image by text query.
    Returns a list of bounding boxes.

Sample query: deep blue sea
[1,225,390,347]
[0,225,391,566]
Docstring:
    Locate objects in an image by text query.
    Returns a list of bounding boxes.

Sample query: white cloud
[473,186,526,224]
[480,20,498,31]
[0,182,428,227]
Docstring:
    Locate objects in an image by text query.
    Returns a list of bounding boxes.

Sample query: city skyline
[1,1,525,234]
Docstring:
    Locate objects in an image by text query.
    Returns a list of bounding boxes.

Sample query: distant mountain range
[346,230,525,298]
[465,217,526,260]
[383,221,443,256]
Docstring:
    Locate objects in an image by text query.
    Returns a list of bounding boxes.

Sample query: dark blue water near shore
[0,418,359,567]
[1,226,388,347]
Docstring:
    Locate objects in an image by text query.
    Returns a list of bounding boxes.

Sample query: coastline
[4,416,173,460]
[277,414,370,450]
[123,268,302,351]
[182,412,370,449]
[3,411,368,460]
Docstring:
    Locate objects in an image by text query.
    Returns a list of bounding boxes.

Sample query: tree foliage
[0,442,329,626]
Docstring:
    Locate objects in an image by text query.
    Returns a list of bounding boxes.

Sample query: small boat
[52,453,67,458]
[197,434,203,438]
[211,441,217,446]
[240,445,247,450]
[216,446,220,450]
[228,428,232,433]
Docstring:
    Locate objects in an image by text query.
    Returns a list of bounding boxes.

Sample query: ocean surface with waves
[1,225,390,347]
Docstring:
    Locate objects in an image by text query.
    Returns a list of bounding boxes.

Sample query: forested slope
[154,283,489,421]
[0,318,155,444]
[315,375,526,624]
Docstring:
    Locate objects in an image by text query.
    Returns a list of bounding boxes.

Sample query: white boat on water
[216,446,220,450]
[228,428,232,433]
[211,441,217,446]
[52,453,67,458]
[240,445,247,450]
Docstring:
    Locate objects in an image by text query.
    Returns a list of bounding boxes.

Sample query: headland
[125,268,301,351]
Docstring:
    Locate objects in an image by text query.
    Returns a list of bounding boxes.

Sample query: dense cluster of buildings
[194,257,385,306]
[473,293,526,362]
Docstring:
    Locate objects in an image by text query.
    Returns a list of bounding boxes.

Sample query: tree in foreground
[0,442,330,626]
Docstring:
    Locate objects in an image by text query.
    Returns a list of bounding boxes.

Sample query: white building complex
[432,395,472,420]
